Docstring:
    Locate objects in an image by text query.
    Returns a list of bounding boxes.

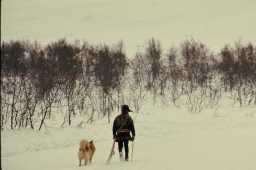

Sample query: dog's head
[89,140,96,151]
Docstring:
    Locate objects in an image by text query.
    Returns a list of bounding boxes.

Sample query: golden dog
[78,139,96,166]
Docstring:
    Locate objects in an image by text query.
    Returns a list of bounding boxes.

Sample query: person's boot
[125,153,129,161]
[119,152,124,161]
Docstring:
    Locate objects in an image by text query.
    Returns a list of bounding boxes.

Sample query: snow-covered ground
[2,103,256,170]
[2,0,256,169]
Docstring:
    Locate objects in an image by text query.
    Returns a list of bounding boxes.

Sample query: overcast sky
[2,0,256,57]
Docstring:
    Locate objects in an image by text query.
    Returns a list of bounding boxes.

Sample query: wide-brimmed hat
[121,105,133,112]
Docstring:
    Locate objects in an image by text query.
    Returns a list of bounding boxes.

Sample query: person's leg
[118,141,123,152]
[124,140,129,161]
[118,141,124,160]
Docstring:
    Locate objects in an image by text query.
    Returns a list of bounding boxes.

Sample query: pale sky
[1,0,256,57]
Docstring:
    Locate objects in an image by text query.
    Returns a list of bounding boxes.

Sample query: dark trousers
[118,140,129,160]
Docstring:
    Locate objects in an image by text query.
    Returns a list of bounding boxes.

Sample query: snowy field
[2,0,256,169]
[2,103,256,170]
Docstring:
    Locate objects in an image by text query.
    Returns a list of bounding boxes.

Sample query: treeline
[1,39,256,130]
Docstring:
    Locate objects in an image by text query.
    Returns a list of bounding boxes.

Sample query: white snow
[2,103,256,170]
[2,0,256,169]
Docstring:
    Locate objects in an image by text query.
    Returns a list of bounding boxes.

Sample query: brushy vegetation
[1,39,255,130]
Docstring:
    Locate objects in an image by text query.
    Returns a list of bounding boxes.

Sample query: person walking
[112,105,135,161]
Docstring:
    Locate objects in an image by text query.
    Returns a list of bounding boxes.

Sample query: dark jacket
[112,113,135,141]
